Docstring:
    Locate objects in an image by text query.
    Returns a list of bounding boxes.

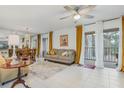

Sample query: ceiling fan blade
[60,15,72,20]
[79,5,96,15]
[79,5,95,11]
[82,14,94,19]
[64,5,77,14]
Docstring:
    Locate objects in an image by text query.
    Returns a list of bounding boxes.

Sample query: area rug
[29,61,68,80]
[84,64,96,69]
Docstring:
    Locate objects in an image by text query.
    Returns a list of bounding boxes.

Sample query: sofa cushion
[44,49,75,64]
[59,56,71,61]
[61,51,69,57]
[45,55,58,59]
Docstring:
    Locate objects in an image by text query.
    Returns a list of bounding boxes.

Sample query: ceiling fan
[60,5,96,21]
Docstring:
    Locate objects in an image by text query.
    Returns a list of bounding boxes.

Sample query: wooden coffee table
[0,60,33,88]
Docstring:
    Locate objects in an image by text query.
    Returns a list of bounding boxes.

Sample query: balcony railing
[84,47,118,63]
[84,47,96,60]
[104,47,118,63]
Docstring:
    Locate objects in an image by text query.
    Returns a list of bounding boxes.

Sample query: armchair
[0,54,28,85]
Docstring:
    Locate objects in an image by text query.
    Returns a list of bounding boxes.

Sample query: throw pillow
[47,51,51,55]
[0,54,6,65]
[62,51,69,57]
[50,49,56,55]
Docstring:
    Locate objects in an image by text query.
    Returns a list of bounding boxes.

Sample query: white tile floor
[1,63,124,88]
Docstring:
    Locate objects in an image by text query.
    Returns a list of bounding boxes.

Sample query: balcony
[84,47,118,68]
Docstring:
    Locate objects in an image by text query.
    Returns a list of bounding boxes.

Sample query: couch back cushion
[54,49,76,60]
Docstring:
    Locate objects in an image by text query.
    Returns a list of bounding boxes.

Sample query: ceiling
[0,5,124,36]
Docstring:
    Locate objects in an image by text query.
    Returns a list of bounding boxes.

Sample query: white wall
[84,23,96,32]
[53,27,76,50]
[104,19,120,29]
[84,18,120,33]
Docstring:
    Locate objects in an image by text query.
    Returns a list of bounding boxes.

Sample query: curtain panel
[49,32,53,51]
[121,16,124,71]
[37,34,41,57]
[76,25,83,64]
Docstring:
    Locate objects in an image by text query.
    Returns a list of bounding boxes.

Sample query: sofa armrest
[0,67,29,84]
[0,68,18,83]
[68,51,76,61]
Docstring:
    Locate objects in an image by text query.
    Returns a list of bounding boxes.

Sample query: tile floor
[1,62,124,88]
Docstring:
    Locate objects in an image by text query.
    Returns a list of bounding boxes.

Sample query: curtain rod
[103,17,120,22]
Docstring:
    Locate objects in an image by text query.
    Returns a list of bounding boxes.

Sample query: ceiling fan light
[74,14,80,20]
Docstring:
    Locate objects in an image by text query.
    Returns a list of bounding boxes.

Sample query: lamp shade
[8,35,19,46]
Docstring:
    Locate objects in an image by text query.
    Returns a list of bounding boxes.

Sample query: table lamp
[8,34,19,64]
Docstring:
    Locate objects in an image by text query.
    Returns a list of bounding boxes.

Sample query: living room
[0,2,124,90]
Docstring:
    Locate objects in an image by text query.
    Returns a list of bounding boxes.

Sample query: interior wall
[104,19,120,29]
[84,18,120,32]
[53,27,76,50]
[84,23,96,32]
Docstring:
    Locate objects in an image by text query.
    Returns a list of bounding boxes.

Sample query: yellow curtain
[121,16,124,71]
[76,25,83,64]
[49,32,53,51]
[37,34,41,57]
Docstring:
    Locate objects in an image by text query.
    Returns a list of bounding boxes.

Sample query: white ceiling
[0,5,124,36]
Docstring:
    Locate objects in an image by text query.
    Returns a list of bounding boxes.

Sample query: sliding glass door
[84,32,96,65]
[103,28,119,68]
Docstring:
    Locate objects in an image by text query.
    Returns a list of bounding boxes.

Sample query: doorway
[84,32,96,66]
[42,38,48,57]
[103,28,119,68]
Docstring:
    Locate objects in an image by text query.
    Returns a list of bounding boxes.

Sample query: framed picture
[60,35,68,47]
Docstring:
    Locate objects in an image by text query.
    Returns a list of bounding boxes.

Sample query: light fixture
[8,34,19,64]
[73,14,81,20]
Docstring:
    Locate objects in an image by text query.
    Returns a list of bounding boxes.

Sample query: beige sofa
[0,55,28,85]
[44,49,76,65]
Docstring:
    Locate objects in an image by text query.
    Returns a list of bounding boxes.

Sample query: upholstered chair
[0,54,28,85]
